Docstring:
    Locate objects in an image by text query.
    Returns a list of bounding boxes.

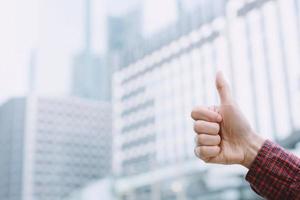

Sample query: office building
[112,0,300,199]
[72,53,110,101]
[0,97,111,200]
[72,0,110,101]
[107,6,143,72]
[107,8,142,53]
[106,5,143,105]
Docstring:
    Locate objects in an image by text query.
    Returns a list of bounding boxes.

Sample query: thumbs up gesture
[191,72,265,168]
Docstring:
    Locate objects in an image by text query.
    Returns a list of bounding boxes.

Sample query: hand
[191,72,265,168]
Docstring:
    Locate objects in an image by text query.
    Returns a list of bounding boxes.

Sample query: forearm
[245,140,300,200]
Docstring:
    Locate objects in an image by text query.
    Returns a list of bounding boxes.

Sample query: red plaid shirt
[246,140,300,200]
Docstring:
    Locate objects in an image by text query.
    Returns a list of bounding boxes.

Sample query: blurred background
[0,0,300,199]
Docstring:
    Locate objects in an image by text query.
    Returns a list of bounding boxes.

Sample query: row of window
[122,116,155,133]
[113,0,300,175]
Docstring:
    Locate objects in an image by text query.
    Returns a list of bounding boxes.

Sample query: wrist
[242,132,265,169]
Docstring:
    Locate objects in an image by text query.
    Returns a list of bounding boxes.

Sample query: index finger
[191,106,222,122]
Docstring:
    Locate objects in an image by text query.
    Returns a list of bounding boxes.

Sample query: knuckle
[210,123,220,134]
[193,121,202,133]
[207,111,218,121]
[191,106,206,118]
[214,146,221,154]
[200,154,209,162]
[198,134,205,144]
[209,113,217,121]
[202,157,210,163]
[214,123,220,132]
[191,106,201,117]
[216,135,221,144]
[191,110,196,119]
[193,121,198,132]
[213,115,219,122]
[199,146,206,157]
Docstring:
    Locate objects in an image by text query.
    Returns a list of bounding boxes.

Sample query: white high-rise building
[0,97,111,200]
[112,0,300,199]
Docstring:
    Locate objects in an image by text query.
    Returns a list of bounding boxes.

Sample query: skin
[191,72,265,169]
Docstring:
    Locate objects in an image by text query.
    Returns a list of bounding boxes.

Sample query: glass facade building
[112,0,300,199]
[0,97,111,200]
[72,53,110,101]
[72,0,111,101]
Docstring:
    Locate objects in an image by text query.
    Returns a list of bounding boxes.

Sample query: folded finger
[195,146,220,159]
[194,120,220,135]
[195,134,221,146]
[191,106,222,122]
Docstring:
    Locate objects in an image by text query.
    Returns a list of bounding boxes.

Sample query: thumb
[216,71,232,104]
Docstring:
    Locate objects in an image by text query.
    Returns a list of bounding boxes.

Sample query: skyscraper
[72,53,109,101]
[107,8,142,53]
[72,0,110,101]
[105,5,143,107]
[0,97,111,200]
[107,5,143,71]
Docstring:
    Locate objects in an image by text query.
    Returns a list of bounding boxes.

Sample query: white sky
[143,0,177,36]
[0,0,176,103]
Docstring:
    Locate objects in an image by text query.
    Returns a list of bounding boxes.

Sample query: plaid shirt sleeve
[245,140,300,200]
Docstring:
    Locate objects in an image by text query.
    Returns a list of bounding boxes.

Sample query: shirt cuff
[245,139,300,199]
[245,139,273,183]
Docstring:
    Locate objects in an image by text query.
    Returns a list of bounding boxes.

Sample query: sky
[0,0,31,102]
[0,0,177,103]
[0,0,106,103]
